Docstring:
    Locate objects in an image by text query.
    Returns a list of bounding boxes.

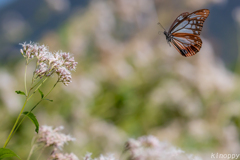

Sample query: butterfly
[159,9,210,57]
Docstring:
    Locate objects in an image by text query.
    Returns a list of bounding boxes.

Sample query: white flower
[126,135,202,160]
[56,66,72,86]
[83,153,117,160]
[20,42,49,59]
[19,42,78,85]
[83,153,92,160]
[50,152,79,160]
[35,62,48,78]
[37,125,75,150]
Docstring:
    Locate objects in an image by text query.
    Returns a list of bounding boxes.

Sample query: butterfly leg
[167,41,171,47]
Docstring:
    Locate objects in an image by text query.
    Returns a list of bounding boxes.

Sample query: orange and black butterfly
[159,9,210,57]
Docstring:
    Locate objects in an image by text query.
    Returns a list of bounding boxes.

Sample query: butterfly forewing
[170,9,209,35]
[168,12,190,33]
[165,9,209,57]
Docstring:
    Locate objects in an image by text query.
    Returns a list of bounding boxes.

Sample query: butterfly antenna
[157,22,166,32]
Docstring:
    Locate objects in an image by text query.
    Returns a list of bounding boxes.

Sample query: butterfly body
[162,9,210,57]
[164,31,172,44]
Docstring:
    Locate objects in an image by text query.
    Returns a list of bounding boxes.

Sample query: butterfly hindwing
[171,33,202,57]
[171,39,189,57]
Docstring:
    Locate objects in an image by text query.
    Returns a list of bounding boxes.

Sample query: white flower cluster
[83,153,116,160]
[50,152,79,160]
[20,42,77,86]
[37,125,75,150]
[126,135,202,160]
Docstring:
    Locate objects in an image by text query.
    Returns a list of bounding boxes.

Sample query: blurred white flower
[196,41,235,97]
[116,0,155,25]
[1,11,30,42]
[87,119,127,152]
[111,60,134,79]
[126,135,202,160]
[45,0,70,12]
[0,70,21,113]
[185,0,227,8]
[223,125,240,153]
[133,39,154,67]
[49,152,79,160]
[37,125,75,150]
[232,7,240,25]
[188,120,209,140]
[75,76,99,98]
[83,153,116,160]
[149,80,187,106]
[91,0,115,34]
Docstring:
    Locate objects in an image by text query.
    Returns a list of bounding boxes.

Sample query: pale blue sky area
[0,0,17,9]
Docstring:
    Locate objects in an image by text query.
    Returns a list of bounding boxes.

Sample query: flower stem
[3,60,31,148]
[25,61,28,96]
[30,78,46,91]
[3,97,28,148]
[30,81,58,112]
[8,81,59,143]
[3,78,51,148]
[27,144,36,160]
[27,78,48,101]
[36,147,46,160]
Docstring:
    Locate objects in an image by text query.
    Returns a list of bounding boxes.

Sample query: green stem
[30,78,45,91]
[3,59,30,148]
[25,62,28,96]
[3,60,30,148]
[30,80,58,112]
[27,144,36,160]
[3,78,50,148]
[27,78,48,101]
[9,81,59,142]
[36,147,46,160]
[3,97,28,148]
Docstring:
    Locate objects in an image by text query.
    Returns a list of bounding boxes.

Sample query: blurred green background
[1,0,240,159]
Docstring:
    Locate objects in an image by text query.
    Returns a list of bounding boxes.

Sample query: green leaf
[0,148,21,159]
[22,112,39,133]
[15,91,26,96]
[38,89,44,99]
[44,98,53,102]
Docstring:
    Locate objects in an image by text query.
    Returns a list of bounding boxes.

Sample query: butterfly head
[163,31,171,41]
[164,31,172,46]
